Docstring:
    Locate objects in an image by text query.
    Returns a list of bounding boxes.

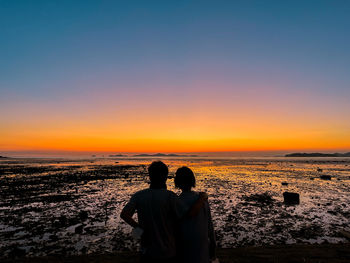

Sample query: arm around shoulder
[186,192,208,218]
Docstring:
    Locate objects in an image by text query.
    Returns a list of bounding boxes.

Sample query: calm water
[0,157,349,257]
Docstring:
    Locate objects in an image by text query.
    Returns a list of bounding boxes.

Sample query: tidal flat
[0,157,349,258]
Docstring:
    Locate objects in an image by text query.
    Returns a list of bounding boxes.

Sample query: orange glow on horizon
[2,119,350,152]
[1,81,349,153]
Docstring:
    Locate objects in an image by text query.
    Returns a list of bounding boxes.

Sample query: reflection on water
[0,157,349,257]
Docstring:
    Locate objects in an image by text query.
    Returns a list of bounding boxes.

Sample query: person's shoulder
[166,190,178,197]
[164,190,181,201]
[132,189,150,197]
[192,191,200,196]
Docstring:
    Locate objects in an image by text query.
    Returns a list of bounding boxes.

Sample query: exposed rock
[49,234,59,241]
[59,215,68,226]
[283,192,300,205]
[281,182,288,186]
[320,175,332,180]
[79,210,88,221]
[75,224,84,234]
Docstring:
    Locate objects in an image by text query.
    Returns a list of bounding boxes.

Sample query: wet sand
[1,157,350,259]
[3,244,350,263]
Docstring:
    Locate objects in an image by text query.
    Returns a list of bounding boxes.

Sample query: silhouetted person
[175,166,216,263]
[121,161,208,263]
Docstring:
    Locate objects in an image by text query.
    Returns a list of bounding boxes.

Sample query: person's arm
[120,206,139,228]
[120,194,140,228]
[185,192,208,218]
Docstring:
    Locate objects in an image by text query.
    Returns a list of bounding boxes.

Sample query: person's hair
[148,161,168,185]
[175,166,196,190]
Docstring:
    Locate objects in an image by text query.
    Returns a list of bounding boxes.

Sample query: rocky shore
[1,157,350,259]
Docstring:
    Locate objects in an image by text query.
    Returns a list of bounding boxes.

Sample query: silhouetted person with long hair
[175,166,216,263]
[121,161,208,263]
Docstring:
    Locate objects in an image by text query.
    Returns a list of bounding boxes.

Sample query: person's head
[175,166,196,191]
[148,161,168,187]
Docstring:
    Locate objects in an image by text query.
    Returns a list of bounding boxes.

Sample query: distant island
[0,156,9,159]
[133,153,199,157]
[285,152,350,157]
[109,154,127,157]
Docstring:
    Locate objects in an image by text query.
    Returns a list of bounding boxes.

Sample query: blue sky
[1,1,350,152]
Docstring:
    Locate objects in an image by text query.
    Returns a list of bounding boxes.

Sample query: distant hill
[0,156,9,159]
[133,153,199,157]
[108,154,127,157]
[285,152,350,157]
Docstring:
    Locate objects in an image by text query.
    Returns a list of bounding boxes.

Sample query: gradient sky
[1,0,350,153]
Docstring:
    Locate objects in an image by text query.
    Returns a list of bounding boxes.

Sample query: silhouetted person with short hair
[121,161,208,263]
[175,166,216,263]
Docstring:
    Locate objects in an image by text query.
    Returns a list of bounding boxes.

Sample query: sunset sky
[1,1,350,153]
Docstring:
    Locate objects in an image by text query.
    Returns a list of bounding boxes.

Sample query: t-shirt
[123,188,186,259]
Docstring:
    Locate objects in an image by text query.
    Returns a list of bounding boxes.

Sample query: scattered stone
[49,234,59,241]
[320,175,331,180]
[283,192,300,205]
[75,224,84,234]
[281,182,288,186]
[317,168,323,172]
[79,210,88,221]
[59,215,67,226]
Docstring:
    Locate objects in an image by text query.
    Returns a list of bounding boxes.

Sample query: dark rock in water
[68,217,80,226]
[317,168,323,172]
[59,215,67,226]
[53,215,67,228]
[320,175,331,180]
[52,219,60,228]
[75,224,84,234]
[281,182,288,186]
[49,234,59,241]
[79,210,88,221]
[283,192,300,205]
